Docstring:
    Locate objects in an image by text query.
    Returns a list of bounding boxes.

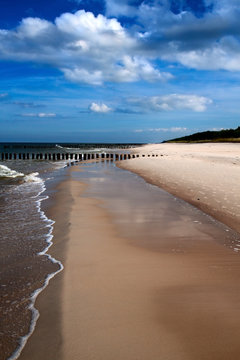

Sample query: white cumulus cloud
[129,94,212,112]
[22,113,56,118]
[136,1,240,72]
[0,2,240,84]
[89,103,112,113]
[0,10,171,85]
[134,127,189,133]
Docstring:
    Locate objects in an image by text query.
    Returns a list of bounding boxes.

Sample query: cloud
[106,0,240,72]
[63,68,104,86]
[109,56,173,83]
[105,0,140,17]
[0,10,171,85]
[63,56,171,85]
[163,39,240,71]
[134,127,189,133]
[22,113,56,118]
[0,93,8,99]
[13,101,44,108]
[129,94,212,112]
[114,107,142,114]
[105,0,212,18]
[135,1,240,71]
[89,102,112,113]
[1,2,240,85]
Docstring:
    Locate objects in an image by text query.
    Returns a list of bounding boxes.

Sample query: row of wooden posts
[0,152,159,161]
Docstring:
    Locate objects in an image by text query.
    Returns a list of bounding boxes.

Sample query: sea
[0,142,142,360]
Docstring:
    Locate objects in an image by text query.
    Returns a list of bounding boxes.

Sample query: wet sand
[119,142,240,233]
[18,178,71,360]
[19,160,240,360]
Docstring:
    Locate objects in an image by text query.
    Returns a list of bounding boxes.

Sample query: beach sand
[19,144,240,360]
[120,143,240,233]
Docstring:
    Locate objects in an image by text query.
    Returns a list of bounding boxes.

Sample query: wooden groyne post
[0,152,158,161]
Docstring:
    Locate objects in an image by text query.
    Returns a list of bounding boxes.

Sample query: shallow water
[0,161,65,360]
[73,161,240,254]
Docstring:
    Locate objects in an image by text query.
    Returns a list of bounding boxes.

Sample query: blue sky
[0,0,240,143]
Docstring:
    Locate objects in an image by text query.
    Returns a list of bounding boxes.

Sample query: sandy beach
[18,143,240,360]
[120,143,240,233]
[2,0,240,359]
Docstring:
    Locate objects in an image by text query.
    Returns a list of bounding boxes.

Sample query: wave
[55,145,79,152]
[55,144,64,149]
[55,144,106,152]
[24,172,42,183]
[0,165,46,185]
[0,165,24,179]
[50,161,69,170]
[6,170,63,360]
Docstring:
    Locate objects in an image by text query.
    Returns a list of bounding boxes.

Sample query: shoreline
[119,142,240,234]
[17,143,240,359]
[18,174,72,360]
[19,158,240,359]
[9,189,63,360]
[0,165,63,360]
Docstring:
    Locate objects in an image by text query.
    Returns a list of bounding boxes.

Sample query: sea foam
[0,165,24,178]
[4,167,64,360]
[24,172,42,183]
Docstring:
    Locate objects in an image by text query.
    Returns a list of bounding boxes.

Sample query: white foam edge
[50,160,69,170]
[7,176,64,360]
[24,172,42,183]
[0,164,24,178]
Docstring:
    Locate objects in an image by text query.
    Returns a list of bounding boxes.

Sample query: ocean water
[0,142,142,155]
[75,161,240,253]
[0,160,66,360]
[0,143,139,360]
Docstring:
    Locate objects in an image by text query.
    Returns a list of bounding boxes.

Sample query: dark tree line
[165,126,240,142]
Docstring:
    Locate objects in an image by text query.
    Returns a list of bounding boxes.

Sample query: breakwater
[0,152,158,161]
